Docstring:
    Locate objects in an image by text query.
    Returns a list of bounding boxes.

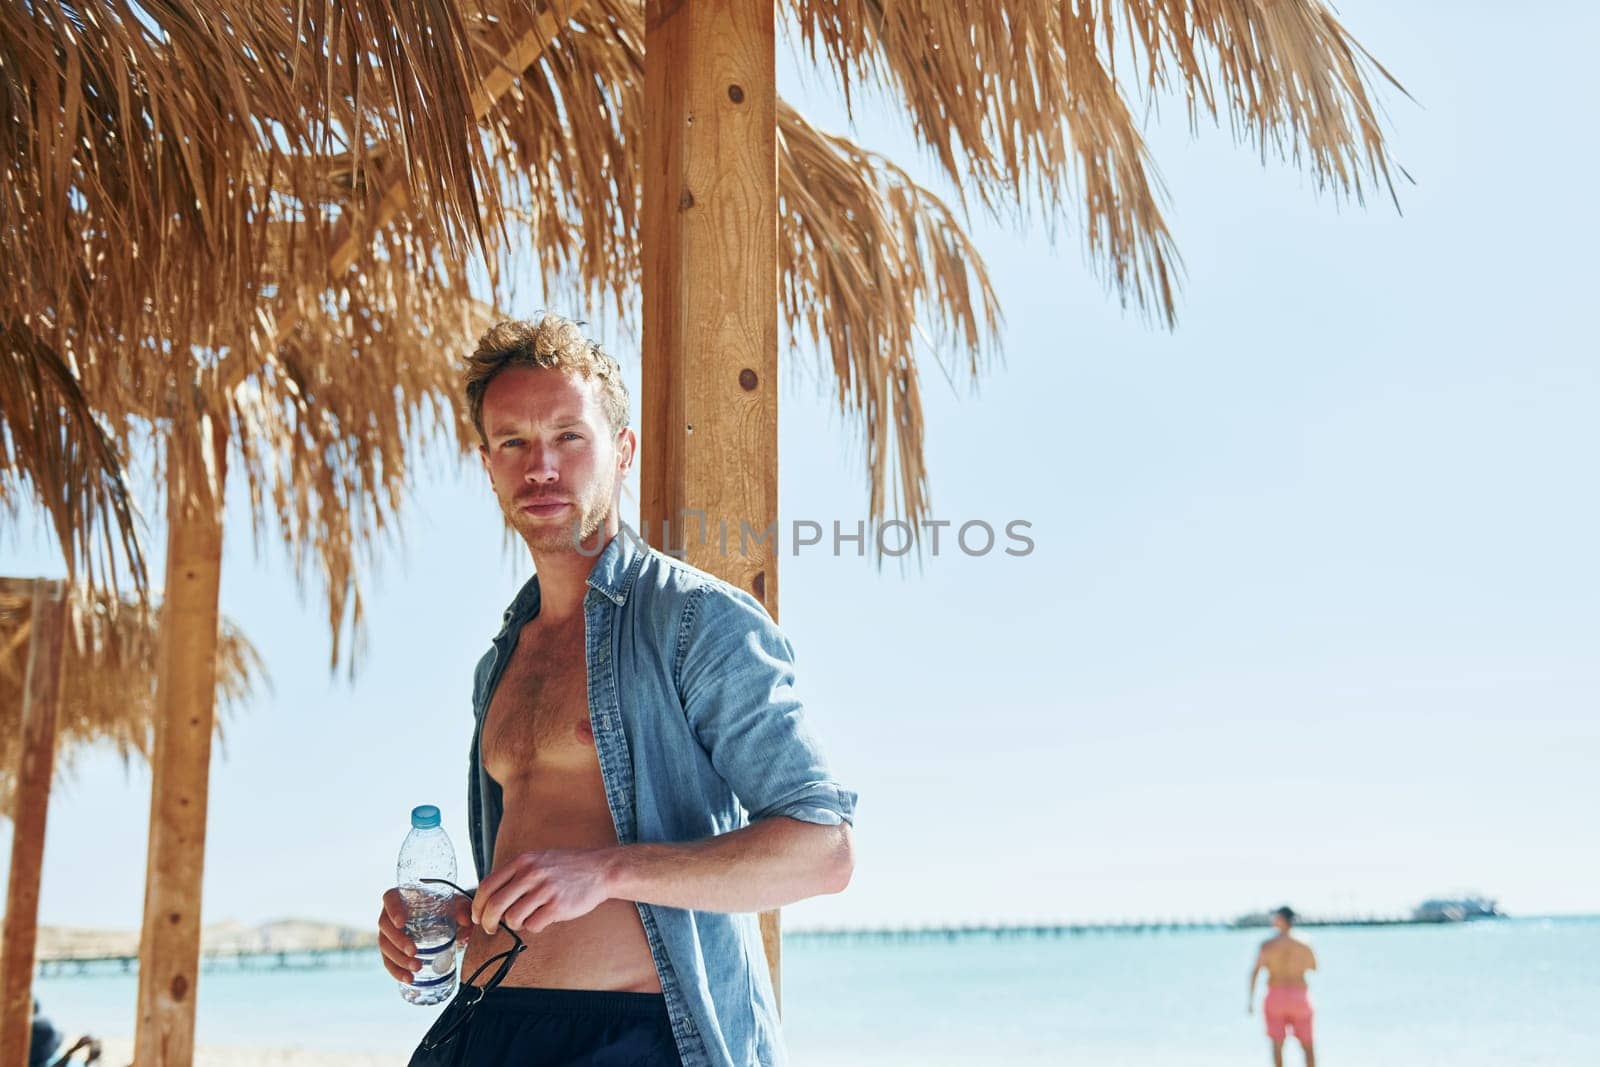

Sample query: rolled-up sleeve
[675,583,858,827]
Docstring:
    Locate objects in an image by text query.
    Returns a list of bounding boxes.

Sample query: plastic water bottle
[396,804,459,1005]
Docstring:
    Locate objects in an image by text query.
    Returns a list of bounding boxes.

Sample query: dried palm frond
[226,225,498,670]
[0,323,146,594]
[778,102,1001,528]
[463,0,643,318]
[0,0,495,371]
[0,579,265,819]
[788,0,1408,321]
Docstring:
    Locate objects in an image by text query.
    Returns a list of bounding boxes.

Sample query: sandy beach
[98,1039,392,1066]
[97,1038,867,1065]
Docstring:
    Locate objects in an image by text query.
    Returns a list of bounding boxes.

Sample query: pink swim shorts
[1263,985,1314,1044]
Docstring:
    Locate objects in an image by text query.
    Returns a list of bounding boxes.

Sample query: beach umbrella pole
[0,581,70,1067]
[641,0,783,1008]
[134,416,228,1065]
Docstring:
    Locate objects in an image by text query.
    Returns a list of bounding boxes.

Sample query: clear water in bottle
[397,804,460,1006]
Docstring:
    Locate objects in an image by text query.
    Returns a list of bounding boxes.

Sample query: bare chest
[481,622,597,779]
[1263,940,1311,977]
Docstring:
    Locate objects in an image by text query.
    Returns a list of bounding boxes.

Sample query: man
[1247,906,1318,1067]
[378,315,859,1066]
[29,999,100,1067]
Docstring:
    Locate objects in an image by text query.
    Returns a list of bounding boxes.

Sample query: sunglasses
[413,877,528,1055]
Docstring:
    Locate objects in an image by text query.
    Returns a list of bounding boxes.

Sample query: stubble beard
[502,480,615,554]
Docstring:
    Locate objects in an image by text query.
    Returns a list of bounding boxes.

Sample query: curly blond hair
[464,314,630,442]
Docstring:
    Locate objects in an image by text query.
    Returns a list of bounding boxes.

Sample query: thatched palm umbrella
[1,0,1006,584]
[0,578,262,1064]
[0,0,1408,577]
[1,0,1405,1061]
[0,0,1411,593]
[0,584,262,818]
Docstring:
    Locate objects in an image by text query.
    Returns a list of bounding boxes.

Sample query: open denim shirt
[465,522,859,1067]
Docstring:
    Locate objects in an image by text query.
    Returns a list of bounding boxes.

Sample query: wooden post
[134,414,227,1065]
[0,581,70,1067]
[642,0,782,1007]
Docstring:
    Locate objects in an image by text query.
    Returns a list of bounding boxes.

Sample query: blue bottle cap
[410,805,441,829]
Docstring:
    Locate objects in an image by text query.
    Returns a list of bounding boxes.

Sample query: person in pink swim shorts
[1248,906,1318,1067]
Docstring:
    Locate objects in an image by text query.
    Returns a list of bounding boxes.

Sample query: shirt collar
[497,573,541,639]
[583,521,646,607]
[496,521,646,638]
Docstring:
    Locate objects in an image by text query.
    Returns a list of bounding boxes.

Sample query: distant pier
[784,914,1430,944]
[35,926,379,979]
[36,913,1488,977]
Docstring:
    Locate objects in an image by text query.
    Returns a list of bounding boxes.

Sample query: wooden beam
[216,4,577,394]
[133,416,227,1066]
[291,5,571,316]
[0,581,69,1067]
[641,0,782,1006]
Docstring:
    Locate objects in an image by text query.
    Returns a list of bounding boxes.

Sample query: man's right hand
[378,887,473,983]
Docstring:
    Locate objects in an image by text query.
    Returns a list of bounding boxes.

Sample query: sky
[3,1,1597,934]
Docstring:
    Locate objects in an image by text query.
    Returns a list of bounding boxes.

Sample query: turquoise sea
[33,917,1596,1064]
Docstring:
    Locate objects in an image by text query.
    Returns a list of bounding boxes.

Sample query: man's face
[477,365,631,552]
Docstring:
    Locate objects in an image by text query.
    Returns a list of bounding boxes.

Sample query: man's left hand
[472,847,618,935]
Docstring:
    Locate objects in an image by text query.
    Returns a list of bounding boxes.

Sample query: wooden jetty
[35,912,1465,976]
[785,913,1451,944]
[37,943,376,980]
[34,921,376,979]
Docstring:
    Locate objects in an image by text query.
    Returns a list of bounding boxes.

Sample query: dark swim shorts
[407,984,682,1066]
